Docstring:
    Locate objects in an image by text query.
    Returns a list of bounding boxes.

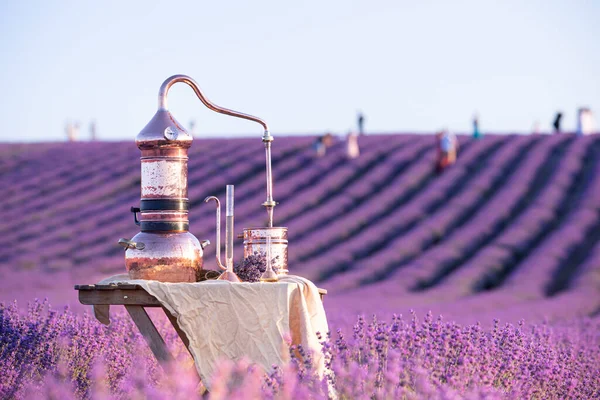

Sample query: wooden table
[74,283,327,370]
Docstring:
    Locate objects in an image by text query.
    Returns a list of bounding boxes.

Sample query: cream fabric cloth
[95,274,328,388]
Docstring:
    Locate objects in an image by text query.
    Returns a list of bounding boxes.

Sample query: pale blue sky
[1,0,598,142]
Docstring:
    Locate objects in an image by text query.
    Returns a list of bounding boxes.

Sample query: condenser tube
[225,185,234,271]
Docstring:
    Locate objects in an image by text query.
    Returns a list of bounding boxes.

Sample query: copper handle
[130,207,141,226]
[118,238,145,250]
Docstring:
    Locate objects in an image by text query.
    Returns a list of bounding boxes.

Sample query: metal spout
[262,131,276,228]
[158,74,276,228]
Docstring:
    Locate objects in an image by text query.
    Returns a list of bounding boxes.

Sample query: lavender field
[1,134,599,398]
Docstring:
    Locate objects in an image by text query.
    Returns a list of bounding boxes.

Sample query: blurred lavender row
[1,134,599,325]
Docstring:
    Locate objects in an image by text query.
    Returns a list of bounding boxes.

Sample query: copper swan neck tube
[158,74,276,228]
[158,75,269,131]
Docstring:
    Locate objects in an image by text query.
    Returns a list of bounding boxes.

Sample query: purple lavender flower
[233,252,279,283]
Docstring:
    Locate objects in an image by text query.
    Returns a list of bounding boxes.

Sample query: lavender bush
[0,299,188,399]
[2,300,598,399]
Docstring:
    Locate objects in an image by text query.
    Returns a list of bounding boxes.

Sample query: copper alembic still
[118,74,288,282]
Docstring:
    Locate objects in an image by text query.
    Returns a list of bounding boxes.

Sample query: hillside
[1,134,599,326]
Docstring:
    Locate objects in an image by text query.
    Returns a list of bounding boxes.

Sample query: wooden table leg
[94,305,111,325]
[125,305,174,365]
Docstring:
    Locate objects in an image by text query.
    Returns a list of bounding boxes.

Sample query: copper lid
[136,109,193,150]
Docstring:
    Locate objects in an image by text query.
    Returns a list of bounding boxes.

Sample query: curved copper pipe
[158,74,269,132]
[159,74,276,228]
[204,196,225,270]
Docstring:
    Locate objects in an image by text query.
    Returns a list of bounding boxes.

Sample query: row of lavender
[1,134,599,324]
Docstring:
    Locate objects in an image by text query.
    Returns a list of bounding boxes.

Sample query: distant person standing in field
[436,129,458,174]
[72,122,80,141]
[189,120,197,137]
[90,120,97,141]
[65,122,74,142]
[65,121,80,142]
[346,131,360,159]
[313,136,326,157]
[473,113,482,139]
[553,112,563,133]
[576,107,595,135]
[313,132,334,157]
[357,112,365,135]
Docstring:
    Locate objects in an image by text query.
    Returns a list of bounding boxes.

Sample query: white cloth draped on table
[96,274,328,388]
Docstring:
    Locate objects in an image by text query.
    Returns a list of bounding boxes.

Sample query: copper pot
[119,233,209,282]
